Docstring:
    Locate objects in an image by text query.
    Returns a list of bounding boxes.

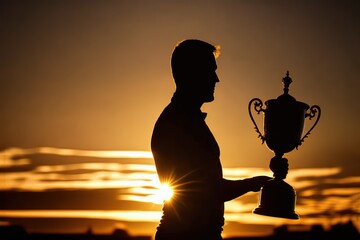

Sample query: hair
[171,39,220,86]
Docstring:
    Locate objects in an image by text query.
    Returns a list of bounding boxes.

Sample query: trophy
[249,71,321,219]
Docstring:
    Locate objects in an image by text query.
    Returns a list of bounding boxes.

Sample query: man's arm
[219,176,272,202]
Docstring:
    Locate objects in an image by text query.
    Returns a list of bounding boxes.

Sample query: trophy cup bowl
[264,98,309,154]
[249,71,321,219]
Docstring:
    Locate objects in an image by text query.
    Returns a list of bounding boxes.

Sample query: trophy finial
[282,71,292,95]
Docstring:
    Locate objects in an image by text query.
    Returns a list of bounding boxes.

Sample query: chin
[204,95,215,102]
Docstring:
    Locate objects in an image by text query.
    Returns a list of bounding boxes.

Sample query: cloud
[0,210,162,222]
[0,147,359,230]
[1,147,153,159]
[0,147,154,170]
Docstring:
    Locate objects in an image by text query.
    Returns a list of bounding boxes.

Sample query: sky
[0,0,359,238]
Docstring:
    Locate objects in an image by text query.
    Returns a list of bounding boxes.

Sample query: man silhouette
[151,39,271,240]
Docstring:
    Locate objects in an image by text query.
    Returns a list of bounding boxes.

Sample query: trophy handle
[299,105,321,146]
[248,98,266,143]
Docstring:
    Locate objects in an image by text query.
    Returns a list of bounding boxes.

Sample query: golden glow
[1,1,359,237]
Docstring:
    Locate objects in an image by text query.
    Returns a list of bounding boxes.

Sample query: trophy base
[253,178,299,220]
[253,206,299,220]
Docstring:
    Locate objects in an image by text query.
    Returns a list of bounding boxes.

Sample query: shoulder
[151,104,189,149]
[154,103,187,132]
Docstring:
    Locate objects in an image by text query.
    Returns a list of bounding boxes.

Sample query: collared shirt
[151,93,224,239]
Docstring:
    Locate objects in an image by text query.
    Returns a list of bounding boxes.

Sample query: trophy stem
[269,156,289,180]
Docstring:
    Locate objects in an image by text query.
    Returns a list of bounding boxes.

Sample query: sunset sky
[1,0,359,238]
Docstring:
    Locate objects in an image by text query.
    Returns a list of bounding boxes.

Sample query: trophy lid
[265,71,309,110]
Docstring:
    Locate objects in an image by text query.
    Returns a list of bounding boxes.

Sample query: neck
[173,90,203,109]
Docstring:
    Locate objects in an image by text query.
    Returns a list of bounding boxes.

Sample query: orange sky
[1,0,359,237]
[1,1,359,172]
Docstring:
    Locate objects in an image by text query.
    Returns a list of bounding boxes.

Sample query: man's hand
[248,176,272,192]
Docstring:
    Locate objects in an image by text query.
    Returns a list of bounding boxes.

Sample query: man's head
[171,39,220,103]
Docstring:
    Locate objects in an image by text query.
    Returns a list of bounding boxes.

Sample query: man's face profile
[171,39,220,103]
[180,52,220,103]
[191,53,219,103]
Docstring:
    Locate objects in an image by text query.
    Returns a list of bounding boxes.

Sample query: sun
[155,183,173,203]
